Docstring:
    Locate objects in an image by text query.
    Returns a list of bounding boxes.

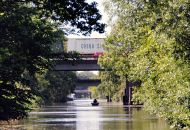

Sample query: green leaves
[37,71,77,104]
[98,71,123,102]
[0,0,105,120]
[99,0,190,129]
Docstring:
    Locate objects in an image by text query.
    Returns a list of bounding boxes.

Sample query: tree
[98,71,123,102]
[0,0,105,35]
[0,0,105,120]
[88,86,99,99]
[99,0,190,129]
[37,71,77,104]
[0,7,56,120]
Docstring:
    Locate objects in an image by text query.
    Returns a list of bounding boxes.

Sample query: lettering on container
[81,43,102,49]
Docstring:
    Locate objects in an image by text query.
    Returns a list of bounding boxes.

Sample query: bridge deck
[53,59,104,71]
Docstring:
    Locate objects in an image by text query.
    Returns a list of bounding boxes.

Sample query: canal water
[0,100,172,130]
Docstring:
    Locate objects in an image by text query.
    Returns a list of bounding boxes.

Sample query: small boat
[91,102,99,106]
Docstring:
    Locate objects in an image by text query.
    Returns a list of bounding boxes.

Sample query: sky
[68,0,110,38]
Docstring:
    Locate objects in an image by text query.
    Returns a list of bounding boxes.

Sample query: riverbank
[0,119,19,125]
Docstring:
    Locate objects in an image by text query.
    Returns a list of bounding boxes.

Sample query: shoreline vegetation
[0,0,105,122]
[98,0,190,129]
[0,120,19,125]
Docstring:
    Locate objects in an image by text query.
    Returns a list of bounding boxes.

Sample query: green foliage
[130,32,190,128]
[37,71,77,104]
[99,0,190,129]
[0,6,59,120]
[0,0,105,120]
[51,30,67,53]
[0,0,105,35]
[88,86,99,99]
[98,71,124,102]
[0,71,38,120]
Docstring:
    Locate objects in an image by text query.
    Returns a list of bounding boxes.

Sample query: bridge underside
[76,79,101,90]
[74,79,101,99]
[53,60,104,71]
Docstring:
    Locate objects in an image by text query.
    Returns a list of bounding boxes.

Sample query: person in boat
[93,99,98,104]
[92,99,99,106]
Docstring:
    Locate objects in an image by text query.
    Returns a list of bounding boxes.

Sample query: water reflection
[0,99,172,130]
[76,106,102,130]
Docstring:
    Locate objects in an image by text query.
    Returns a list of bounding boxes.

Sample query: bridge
[53,37,104,71]
[54,59,101,71]
[74,79,101,99]
[53,53,134,105]
[76,79,101,90]
[53,54,103,71]
[52,38,135,105]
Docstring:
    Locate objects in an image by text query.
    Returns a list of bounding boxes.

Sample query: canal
[0,100,171,130]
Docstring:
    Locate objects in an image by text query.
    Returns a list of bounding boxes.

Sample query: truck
[67,38,105,55]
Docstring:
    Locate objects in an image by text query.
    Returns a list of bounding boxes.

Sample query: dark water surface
[0,100,172,130]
